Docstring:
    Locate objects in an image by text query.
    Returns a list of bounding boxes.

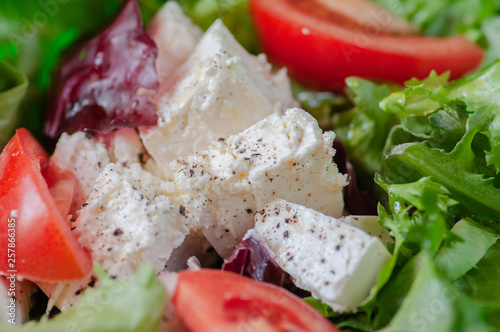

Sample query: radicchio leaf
[222,235,284,286]
[44,0,158,138]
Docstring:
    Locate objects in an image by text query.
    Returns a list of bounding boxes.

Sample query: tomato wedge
[249,0,484,90]
[0,129,91,282]
[43,161,79,218]
[172,269,340,332]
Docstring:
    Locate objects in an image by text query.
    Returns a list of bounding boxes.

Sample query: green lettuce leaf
[447,61,500,107]
[331,25,500,332]
[456,239,500,303]
[376,176,457,255]
[381,71,451,118]
[370,0,498,45]
[426,102,469,152]
[482,16,500,66]
[373,64,500,227]
[354,60,500,332]
[334,62,500,193]
[0,264,166,332]
[382,252,493,332]
[483,112,500,172]
[362,175,499,329]
[304,297,375,331]
[382,106,500,228]
[380,62,500,136]
[0,60,27,147]
[334,77,400,182]
[303,297,336,318]
[361,203,410,312]
[363,177,457,318]
[368,219,498,330]
[454,240,500,328]
[370,251,426,328]
[292,81,349,130]
[176,0,258,54]
[435,218,498,280]
[380,71,474,146]
[335,317,374,332]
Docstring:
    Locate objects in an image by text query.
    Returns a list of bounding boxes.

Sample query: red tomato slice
[172,269,340,332]
[43,161,78,218]
[249,0,484,90]
[0,129,91,282]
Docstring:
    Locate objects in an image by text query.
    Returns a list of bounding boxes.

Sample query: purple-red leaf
[222,235,285,286]
[44,0,158,138]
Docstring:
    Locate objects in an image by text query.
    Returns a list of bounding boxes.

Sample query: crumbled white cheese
[74,163,194,277]
[147,1,202,82]
[46,163,196,311]
[141,20,296,178]
[170,108,348,257]
[253,199,391,313]
[339,215,393,245]
[51,129,150,213]
[51,132,110,212]
[105,127,147,167]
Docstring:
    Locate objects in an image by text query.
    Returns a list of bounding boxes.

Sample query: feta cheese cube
[45,163,195,311]
[170,108,347,257]
[253,199,391,313]
[74,163,194,277]
[141,20,296,178]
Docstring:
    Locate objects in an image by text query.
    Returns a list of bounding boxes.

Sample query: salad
[1,0,500,331]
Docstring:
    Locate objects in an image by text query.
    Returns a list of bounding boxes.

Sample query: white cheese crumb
[254,199,391,313]
[340,215,393,245]
[51,132,110,212]
[74,163,194,277]
[171,108,348,257]
[141,20,296,179]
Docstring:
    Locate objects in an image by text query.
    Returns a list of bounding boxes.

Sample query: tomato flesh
[172,269,340,332]
[249,0,484,90]
[43,161,79,218]
[0,129,91,282]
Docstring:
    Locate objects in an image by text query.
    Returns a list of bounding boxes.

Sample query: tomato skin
[172,269,340,332]
[0,129,91,282]
[249,0,484,91]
